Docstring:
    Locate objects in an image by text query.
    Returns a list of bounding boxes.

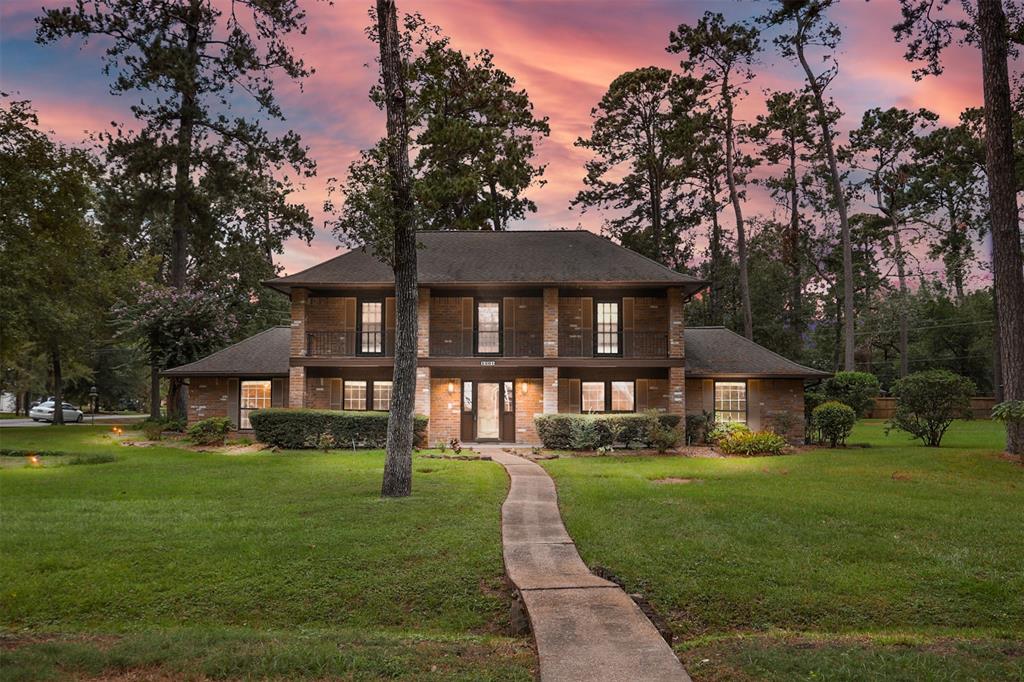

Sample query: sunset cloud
[1,0,989,281]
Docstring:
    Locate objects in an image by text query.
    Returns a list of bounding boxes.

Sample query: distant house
[165,231,827,443]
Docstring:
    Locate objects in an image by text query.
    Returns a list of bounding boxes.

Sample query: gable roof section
[163,326,291,377]
[266,230,707,292]
[684,327,830,379]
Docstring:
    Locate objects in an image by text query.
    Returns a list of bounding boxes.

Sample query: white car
[29,401,84,423]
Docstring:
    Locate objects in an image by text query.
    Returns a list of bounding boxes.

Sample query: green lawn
[0,426,533,681]
[542,420,1024,681]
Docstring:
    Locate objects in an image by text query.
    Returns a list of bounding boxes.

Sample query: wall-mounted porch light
[447,380,455,395]
[520,381,528,395]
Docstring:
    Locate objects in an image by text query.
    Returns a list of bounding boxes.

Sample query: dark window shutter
[636,378,649,411]
[569,379,581,413]
[385,297,396,355]
[227,378,239,428]
[503,298,516,355]
[271,378,285,407]
[558,376,569,412]
[461,297,474,355]
[622,297,634,357]
[581,298,593,356]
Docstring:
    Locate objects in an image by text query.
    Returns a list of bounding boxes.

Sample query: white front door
[477,382,500,440]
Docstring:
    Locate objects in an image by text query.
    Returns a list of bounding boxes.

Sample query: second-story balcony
[306,331,392,357]
[558,330,668,358]
[429,330,543,358]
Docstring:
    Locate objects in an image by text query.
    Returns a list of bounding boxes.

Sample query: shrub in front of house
[887,370,975,447]
[534,412,682,450]
[187,417,233,446]
[717,430,788,456]
[249,409,429,450]
[812,401,856,447]
[707,421,750,444]
[685,412,711,445]
[806,371,881,418]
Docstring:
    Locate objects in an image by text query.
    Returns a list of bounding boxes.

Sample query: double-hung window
[372,381,392,411]
[582,381,605,413]
[344,380,367,410]
[611,381,634,412]
[477,302,500,354]
[239,380,271,429]
[360,301,382,354]
[714,381,747,424]
[596,302,619,355]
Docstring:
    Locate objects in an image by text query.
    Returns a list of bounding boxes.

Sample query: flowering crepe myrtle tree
[113,283,239,420]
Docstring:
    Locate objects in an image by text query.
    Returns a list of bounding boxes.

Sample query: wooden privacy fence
[867,397,997,420]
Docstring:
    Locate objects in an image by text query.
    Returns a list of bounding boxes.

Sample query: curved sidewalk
[491,451,691,682]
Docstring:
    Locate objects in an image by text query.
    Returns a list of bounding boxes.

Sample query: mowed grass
[0,426,533,681]
[543,420,1024,681]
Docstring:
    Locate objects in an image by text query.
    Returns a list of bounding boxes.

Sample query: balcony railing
[558,330,669,358]
[429,330,543,357]
[306,331,391,357]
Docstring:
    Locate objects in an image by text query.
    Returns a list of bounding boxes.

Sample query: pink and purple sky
[0,0,988,281]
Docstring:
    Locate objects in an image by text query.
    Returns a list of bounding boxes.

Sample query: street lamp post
[89,386,98,425]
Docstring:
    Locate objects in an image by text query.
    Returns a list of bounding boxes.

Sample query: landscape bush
[647,418,683,453]
[187,417,233,446]
[887,370,975,447]
[806,371,881,417]
[534,412,682,450]
[765,411,799,439]
[249,409,428,449]
[707,421,750,444]
[717,430,788,456]
[812,401,856,447]
[685,412,710,445]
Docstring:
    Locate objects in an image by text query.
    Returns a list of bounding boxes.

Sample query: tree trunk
[377,0,419,497]
[878,184,910,377]
[150,365,161,420]
[796,25,855,370]
[978,0,1024,454]
[722,78,753,340]
[786,136,803,352]
[169,0,201,288]
[51,346,64,426]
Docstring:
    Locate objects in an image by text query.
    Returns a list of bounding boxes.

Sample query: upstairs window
[477,302,500,354]
[714,381,747,424]
[360,301,382,354]
[596,302,619,354]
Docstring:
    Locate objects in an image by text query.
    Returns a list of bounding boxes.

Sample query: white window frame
[714,381,748,424]
[582,381,606,413]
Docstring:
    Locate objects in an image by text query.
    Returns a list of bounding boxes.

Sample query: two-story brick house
[166,231,827,443]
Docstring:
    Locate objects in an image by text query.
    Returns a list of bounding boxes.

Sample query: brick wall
[515,378,543,444]
[304,375,332,410]
[667,287,684,359]
[543,288,559,358]
[633,297,668,333]
[558,297,584,338]
[417,287,430,358]
[543,367,558,414]
[685,377,806,443]
[429,376,460,446]
[187,378,230,422]
[668,366,685,416]
[290,289,307,356]
[305,296,355,331]
[289,366,305,409]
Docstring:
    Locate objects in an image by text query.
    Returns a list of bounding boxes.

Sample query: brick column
[668,366,685,416]
[290,288,308,357]
[288,366,305,409]
[415,365,431,420]
[543,287,559,358]
[668,286,684,359]
[417,287,430,358]
[543,367,558,414]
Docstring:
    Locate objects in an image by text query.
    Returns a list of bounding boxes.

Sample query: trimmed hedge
[249,409,429,450]
[718,430,788,456]
[533,412,682,450]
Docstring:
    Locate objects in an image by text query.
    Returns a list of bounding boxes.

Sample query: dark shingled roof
[266,230,707,292]
[685,327,830,378]
[163,326,291,377]
[165,325,828,380]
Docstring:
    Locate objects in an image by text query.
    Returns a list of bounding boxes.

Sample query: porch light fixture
[520,382,528,395]
[447,381,455,395]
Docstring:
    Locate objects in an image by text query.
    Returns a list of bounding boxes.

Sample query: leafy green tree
[749,90,819,353]
[669,12,761,339]
[850,107,938,375]
[329,16,549,246]
[0,98,134,424]
[761,0,856,370]
[571,67,704,267]
[891,0,1024,454]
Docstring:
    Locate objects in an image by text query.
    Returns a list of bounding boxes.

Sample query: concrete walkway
[490,450,691,682]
